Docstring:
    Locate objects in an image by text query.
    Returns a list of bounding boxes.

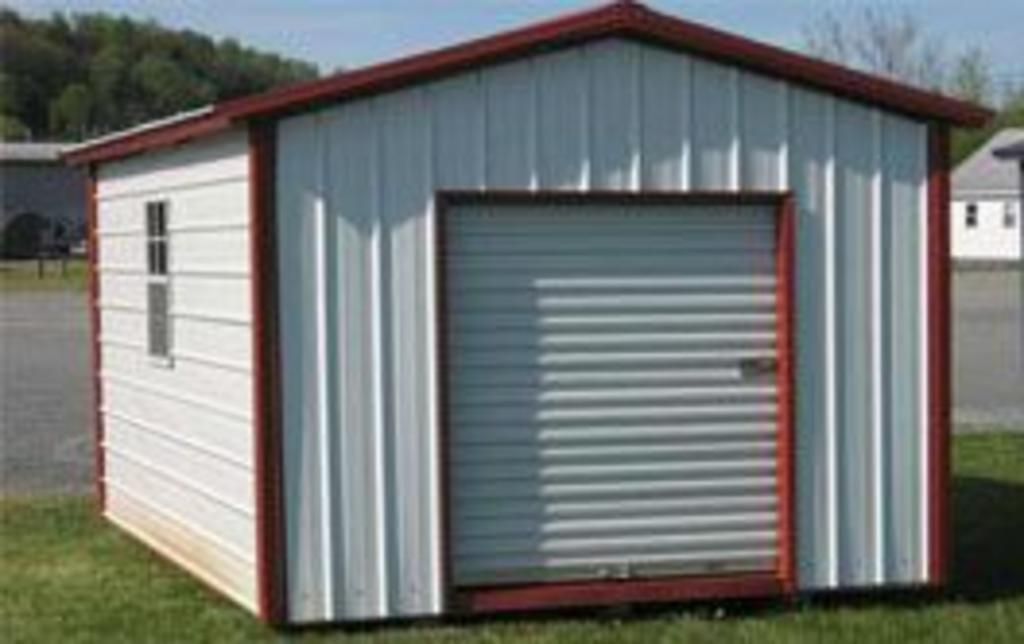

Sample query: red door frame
[433,190,797,614]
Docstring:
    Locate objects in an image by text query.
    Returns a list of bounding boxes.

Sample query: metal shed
[65,1,991,626]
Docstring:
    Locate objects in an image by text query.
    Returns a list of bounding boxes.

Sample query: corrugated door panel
[445,202,781,588]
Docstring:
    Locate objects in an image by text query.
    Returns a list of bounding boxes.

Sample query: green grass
[0,258,88,292]
[2,433,1023,643]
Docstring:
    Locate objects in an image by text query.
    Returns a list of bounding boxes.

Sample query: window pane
[157,242,167,275]
[147,282,170,358]
[146,201,167,238]
[147,241,158,274]
[146,203,158,237]
[155,203,166,237]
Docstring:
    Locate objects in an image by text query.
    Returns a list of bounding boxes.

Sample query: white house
[951,128,1023,262]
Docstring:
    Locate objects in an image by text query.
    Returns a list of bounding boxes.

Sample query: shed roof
[994,138,1024,160]
[65,1,993,166]
[1,142,67,163]
[952,129,1024,197]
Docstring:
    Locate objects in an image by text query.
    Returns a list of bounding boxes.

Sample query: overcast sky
[7,0,1023,86]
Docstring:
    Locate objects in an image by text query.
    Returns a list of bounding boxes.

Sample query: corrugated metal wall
[445,203,782,588]
[95,129,258,611]
[275,38,929,622]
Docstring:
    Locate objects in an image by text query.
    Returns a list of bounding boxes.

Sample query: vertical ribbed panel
[445,204,781,587]
[274,37,930,622]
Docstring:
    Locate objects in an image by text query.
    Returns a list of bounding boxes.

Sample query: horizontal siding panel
[100,308,252,368]
[102,379,252,459]
[173,275,252,321]
[105,451,254,557]
[104,415,253,508]
[105,488,257,611]
[169,228,250,272]
[98,181,249,234]
[102,343,251,412]
[97,129,249,199]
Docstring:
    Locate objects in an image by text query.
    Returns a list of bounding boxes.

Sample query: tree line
[0,9,318,142]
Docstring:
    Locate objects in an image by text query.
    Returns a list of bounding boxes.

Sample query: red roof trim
[64,113,232,165]
[66,1,992,165]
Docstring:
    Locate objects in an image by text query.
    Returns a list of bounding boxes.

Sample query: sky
[6,0,1023,87]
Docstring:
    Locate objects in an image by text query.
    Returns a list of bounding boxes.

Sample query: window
[145,201,172,361]
[1005,202,1019,229]
[965,203,978,229]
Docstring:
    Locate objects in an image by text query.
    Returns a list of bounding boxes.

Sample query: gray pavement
[1,291,92,495]
[953,269,1024,429]
[0,270,1021,496]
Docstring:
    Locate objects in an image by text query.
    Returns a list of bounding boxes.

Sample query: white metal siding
[275,38,930,622]
[445,203,781,587]
[95,129,257,612]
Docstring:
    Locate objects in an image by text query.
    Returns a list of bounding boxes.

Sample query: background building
[951,129,1023,263]
[0,142,87,258]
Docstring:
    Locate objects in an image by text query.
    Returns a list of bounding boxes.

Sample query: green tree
[0,8,318,141]
[0,113,31,141]
[131,53,215,114]
[49,83,94,139]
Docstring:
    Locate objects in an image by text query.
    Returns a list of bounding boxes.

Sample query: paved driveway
[1,292,92,495]
[954,269,1024,429]
[0,271,1021,496]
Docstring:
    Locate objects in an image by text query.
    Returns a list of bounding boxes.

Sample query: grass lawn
[0,258,88,292]
[2,433,1022,643]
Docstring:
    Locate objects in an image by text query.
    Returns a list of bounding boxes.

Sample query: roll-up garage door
[441,196,792,599]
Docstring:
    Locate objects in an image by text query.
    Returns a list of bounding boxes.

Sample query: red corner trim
[927,124,952,587]
[65,2,991,166]
[86,167,105,511]
[250,121,287,624]
[776,194,797,592]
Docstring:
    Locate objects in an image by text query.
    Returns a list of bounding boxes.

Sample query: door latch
[739,357,778,378]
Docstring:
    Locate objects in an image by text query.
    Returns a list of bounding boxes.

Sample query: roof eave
[64,1,994,167]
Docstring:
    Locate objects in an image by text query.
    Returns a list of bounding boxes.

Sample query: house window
[145,201,172,361]
[965,203,978,229]
[1005,202,1018,229]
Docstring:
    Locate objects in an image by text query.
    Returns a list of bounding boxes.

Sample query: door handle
[739,357,778,377]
